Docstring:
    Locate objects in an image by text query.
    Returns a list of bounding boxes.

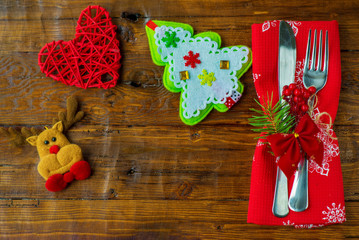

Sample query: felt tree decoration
[146,20,252,125]
[38,5,121,89]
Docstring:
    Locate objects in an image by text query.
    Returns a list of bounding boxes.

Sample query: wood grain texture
[0,0,358,239]
[1,200,359,240]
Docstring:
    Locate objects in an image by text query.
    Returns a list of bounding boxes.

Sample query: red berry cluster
[282,83,316,117]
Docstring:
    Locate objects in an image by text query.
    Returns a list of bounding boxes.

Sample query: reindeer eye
[44,140,49,145]
[52,137,56,142]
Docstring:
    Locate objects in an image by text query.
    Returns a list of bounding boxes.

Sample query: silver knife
[272,21,296,217]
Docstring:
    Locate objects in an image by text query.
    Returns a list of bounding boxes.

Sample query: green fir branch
[249,92,295,140]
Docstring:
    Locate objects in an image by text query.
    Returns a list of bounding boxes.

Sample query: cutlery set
[273,21,329,217]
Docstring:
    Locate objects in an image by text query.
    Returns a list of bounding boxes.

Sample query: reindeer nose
[49,145,60,154]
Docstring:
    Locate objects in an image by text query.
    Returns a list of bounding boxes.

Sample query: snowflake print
[262,20,278,32]
[161,31,180,48]
[198,69,216,86]
[183,51,201,68]
[295,224,324,229]
[262,20,301,36]
[283,220,295,226]
[285,21,302,36]
[322,203,346,224]
[256,139,265,148]
[294,59,338,176]
[295,60,305,84]
[308,108,339,176]
[252,73,261,83]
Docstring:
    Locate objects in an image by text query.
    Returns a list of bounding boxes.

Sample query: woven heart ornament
[146,20,252,125]
[38,6,121,89]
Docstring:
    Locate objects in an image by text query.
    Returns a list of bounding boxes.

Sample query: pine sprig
[249,93,296,139]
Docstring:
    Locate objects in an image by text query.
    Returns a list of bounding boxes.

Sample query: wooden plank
[0,199,357,239]
[0,50,358,126]
[0,125,357,200]
[1,0,359,22]
[0,17,358,54]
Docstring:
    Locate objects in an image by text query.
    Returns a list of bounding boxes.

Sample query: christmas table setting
[0,1,358,239]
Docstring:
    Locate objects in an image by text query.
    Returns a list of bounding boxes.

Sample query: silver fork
[288,29,329,212]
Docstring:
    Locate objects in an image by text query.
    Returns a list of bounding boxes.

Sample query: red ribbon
[267,114,323,178]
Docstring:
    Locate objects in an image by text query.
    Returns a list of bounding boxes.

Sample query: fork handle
[272,166,289,217]
[288,157,309,212]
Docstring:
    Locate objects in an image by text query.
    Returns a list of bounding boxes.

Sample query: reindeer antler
[0,96,84,147]
[0,126,40,147]
[53,96,84,131]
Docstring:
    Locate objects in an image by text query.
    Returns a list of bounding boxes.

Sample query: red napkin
[248,20,346,228]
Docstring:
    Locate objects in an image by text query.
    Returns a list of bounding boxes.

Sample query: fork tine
[310,29,317,70]
[304,29,311,70]
[317,30,323,71]
[323,30,329,72]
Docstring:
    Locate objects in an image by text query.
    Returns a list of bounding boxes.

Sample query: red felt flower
[38,6,121,89]
[183,51,201,68]
[267,114,324,178]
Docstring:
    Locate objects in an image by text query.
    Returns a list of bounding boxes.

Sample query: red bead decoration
[301,104,309,112]
[293,88,302,96]
[283,88,291,96]
[303,90,311,99]
[308,86,317,94]
[281,83,318,121]
[38,6,121,89]
[288,83,296,91]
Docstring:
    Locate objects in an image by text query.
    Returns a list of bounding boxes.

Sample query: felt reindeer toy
[1,96,91,192]
[27,121,91,192]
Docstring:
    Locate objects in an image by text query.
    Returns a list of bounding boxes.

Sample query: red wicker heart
[38,6,121,89]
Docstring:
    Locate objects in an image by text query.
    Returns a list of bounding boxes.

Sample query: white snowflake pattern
[284,220,325,228]
[295,60,305,84]
[252,73,261,83]
[285,21,302,36]
[262,20,301,36]
[308,108,340,176]
[252,73,262,99]
[283,220,295,226]
[322,203,346,224]
[262,20,278,32]
[294,59,339,176]
[295,224,324,229]
[256,139,265,147]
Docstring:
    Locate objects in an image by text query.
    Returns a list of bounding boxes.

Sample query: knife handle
[288,157,309,212]
[272,166,289,217]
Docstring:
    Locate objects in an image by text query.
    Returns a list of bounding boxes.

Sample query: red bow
[267,114,323,178]
[45,160,91,192]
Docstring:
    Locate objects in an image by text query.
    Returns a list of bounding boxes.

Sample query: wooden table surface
[0,0,358,239]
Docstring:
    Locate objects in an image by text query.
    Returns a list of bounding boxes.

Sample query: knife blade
[272,21,296,218]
